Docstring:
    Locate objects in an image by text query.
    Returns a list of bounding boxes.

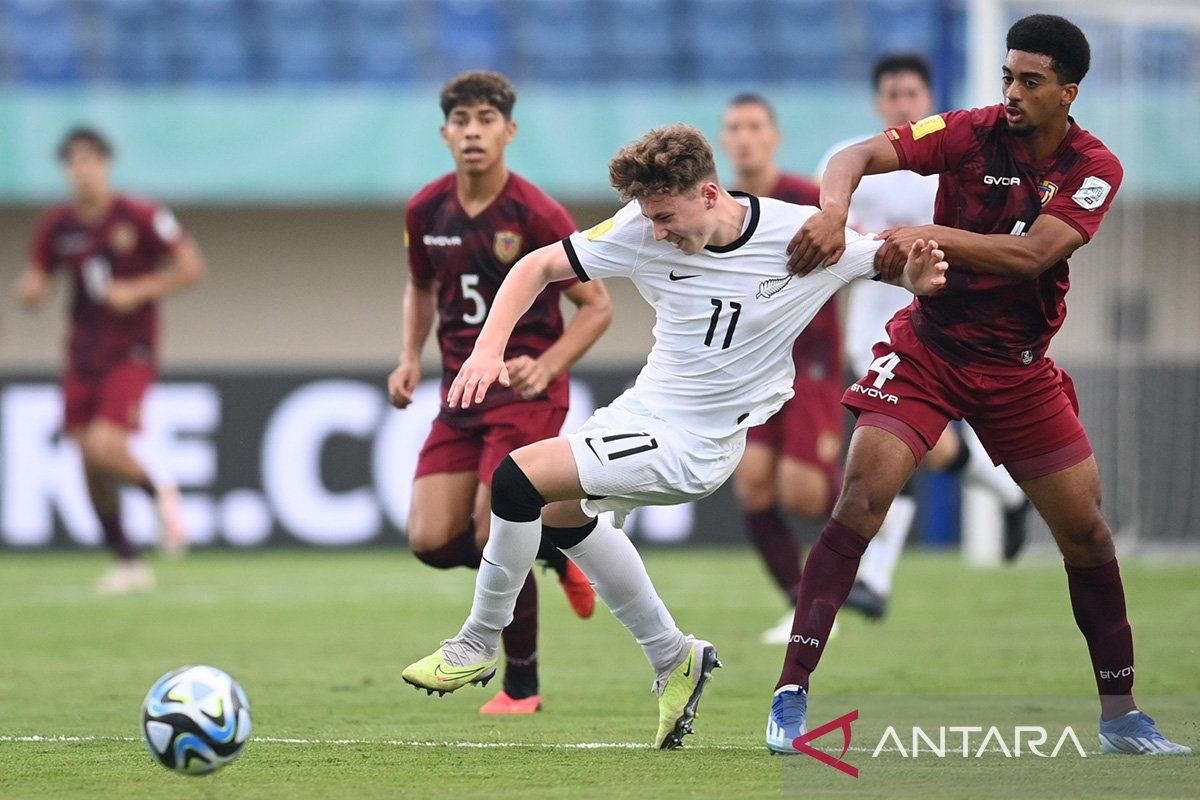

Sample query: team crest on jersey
[494,230,522,263]
[756,274,793,299]
[1038,180,1059,207]
[109,221,138,255]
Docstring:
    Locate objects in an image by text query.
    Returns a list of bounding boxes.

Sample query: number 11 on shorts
[868,352,901,389]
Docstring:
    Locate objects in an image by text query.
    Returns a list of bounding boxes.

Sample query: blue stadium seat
[1138,28,1194,83]
[510,0,599,83]
[174,0,252,84]
[255,0,337,83]
[683,0,761,83]
[760,0,847,82]
[431,0,509,78]
[340,0,420,84]
[1,0,86,84]
[86,0,175,84]
[863,0,936,59]
[596,0,678,82]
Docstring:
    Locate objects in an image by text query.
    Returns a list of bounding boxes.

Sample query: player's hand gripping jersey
[887,105,1123,370]
[563,194,883,439]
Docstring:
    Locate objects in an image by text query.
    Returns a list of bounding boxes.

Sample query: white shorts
[846,279,914,377]
[566,390,746,528]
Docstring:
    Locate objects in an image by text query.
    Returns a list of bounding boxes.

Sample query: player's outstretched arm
[105,238,206,315]
[506,279,612,399]
[891,239,948,295]
[448,242,577,409]
[787,134,901,276]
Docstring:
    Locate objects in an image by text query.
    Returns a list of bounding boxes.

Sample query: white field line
[0,735,1100,755]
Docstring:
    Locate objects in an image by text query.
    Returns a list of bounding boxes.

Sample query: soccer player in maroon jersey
[767,15,1190,755]
[388,72,612,715]
[14,128,205,596]
[719,94,846,645]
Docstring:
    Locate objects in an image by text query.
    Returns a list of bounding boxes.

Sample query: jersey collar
[704,191,760,253]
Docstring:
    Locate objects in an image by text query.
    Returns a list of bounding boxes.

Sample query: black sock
[536,535,569,578]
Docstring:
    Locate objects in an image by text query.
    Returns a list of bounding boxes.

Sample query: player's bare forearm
[400,280,437,364]
[819,135,902,217]
[536,280,613,379]
[124,239,206,304]
[877,218,1084,281]
[14,264,51,310]
[472,243,576,358]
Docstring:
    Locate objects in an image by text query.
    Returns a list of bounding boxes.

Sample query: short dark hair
[872,54,932,91]
[609,124,718,202]
[1006,14,1090,84]
[439,71,517,119]
[57,127,113,162]
[726,92,777,125]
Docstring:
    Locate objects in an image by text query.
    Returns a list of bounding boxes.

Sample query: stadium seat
[174,0,252,85]
[596,0,679,82]
[760,0,847,82]
[863,0,936,59]
[431,0,509,77]
[510,0,599,83]
[340,0,420,84]
[683,0,762,83]
[1,0,87,84]
[254,0,338,83]
[85,0,175,84]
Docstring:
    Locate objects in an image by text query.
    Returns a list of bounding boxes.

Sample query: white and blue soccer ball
[141,665,252,775]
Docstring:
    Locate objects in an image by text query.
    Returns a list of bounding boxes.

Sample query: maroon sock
[501,571,539,699]
[745,507,803,602]
[97,512,138,561]
[411,528,482,569]
[776,519,871,691]
[1066,558,1137,719]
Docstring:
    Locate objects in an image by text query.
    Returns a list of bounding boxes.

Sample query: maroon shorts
[747,375,845,487]
[62,360,155,432]
[842,316,1092,483]
[414,400,568,487]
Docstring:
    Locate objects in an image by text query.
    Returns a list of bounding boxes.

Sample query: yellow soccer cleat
[652,636,722,749]
[402,637,498,697]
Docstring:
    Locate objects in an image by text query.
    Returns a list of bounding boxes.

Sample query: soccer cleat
[480,690,543,715]
[652,636,721,749]
[559,559,596,619]
[155,483,188,557]
[766,685,808,754]
[1002,499,1031,563]
[402,636,498,696]
[762,612,838,645]
[845,580,888,621]
[1099,710,1193,755]
[97,560,156,596]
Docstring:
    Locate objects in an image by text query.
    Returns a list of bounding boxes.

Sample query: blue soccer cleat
[766,685,808,754]
[1099,710,1193,755]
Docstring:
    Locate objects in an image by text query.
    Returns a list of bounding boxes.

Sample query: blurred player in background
[770,15,1190,756]
[819,54,1030,622]
[388,71,612,714]
[14,127,204,595]
[719,94,845,644]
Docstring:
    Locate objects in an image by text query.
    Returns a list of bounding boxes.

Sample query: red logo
[792,709,859,778]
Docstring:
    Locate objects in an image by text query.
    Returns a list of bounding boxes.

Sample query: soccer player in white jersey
[402,125,948,749]
[817,54,1030,620]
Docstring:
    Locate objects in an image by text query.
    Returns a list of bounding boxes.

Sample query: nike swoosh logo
[434,664,482,682]
[669,271,699,281]
[682,654,693,678]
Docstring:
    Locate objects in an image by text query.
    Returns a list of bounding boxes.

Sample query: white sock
[561,514,687,674]
[856,494,917,596]
[459,512,541,657]
[959,426,1026,509]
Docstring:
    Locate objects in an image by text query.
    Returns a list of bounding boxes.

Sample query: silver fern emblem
[756,274,792,299]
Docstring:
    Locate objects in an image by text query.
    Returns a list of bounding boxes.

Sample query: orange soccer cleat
[559,559,595,619]
[480,690,543,715]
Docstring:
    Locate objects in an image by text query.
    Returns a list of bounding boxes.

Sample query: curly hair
[1007,14,1090,84]
[439,71,517,119]
[608,124,719,202]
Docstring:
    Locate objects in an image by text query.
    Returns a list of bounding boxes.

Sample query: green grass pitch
[1,548,1196,799]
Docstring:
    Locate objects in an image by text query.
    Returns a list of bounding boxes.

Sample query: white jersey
[563,193,883,439]
[818,134,940,375]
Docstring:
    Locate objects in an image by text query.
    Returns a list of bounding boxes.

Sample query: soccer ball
[141,665,252,775]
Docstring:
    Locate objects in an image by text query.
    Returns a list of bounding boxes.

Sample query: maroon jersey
[887,105,1123,371]
[769,173,842,384]
[405,171,578,418]
[30,195,185,377]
